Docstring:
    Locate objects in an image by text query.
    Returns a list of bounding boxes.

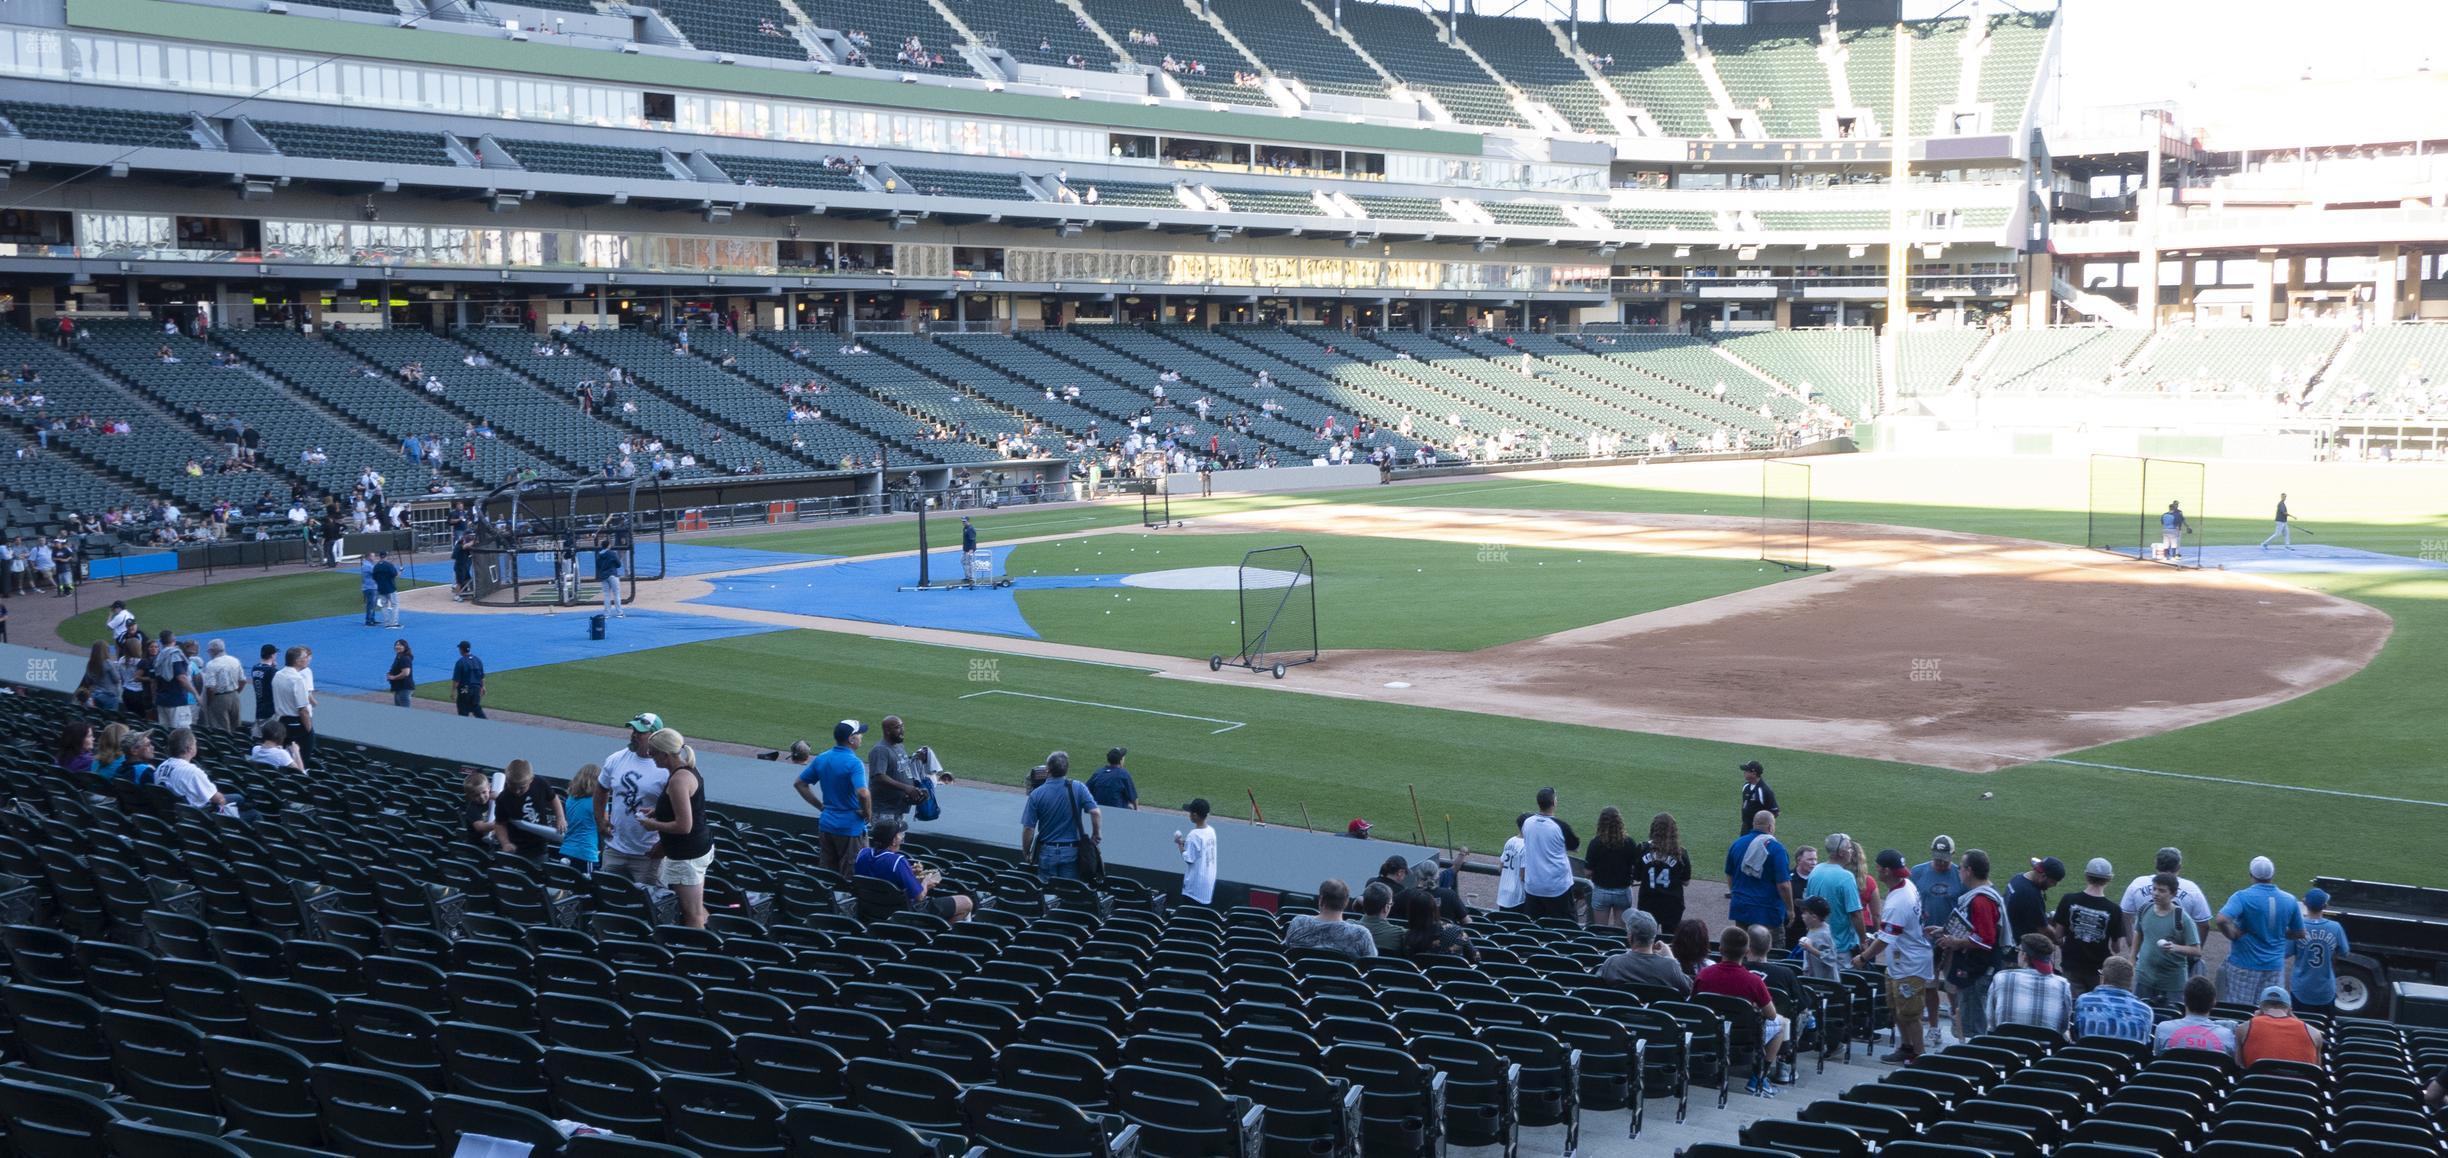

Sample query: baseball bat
[1298,802,1312,833]
[1408,784,1426,846]
[1246,787,1264,824]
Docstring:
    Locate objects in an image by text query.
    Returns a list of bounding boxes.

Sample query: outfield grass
[56,571,432,648]
[1005,530,1791,657]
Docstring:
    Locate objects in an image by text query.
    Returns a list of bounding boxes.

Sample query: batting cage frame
[468,474,666,607]
[1142,487,1179,529]
[1760,460,1824,572]
[2087,454,2207,568]
[1210,544,1317,679]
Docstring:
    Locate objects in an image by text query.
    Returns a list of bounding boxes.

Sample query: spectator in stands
[451,641,486,718]
[1736,759,1777,834]
[53,722,94,773]
[198,640,245,733]
[1087,747,1137,810]
[152,630,197,730]
[1584,806,1636,930]
[461,770,497,846]
[1911,836,1964,1040]
[1285,879,1376,959]
[2216,855,2305,1004]
[2237,985,2323,1066]
[1018,750,1101,881]
[491,758,566,860]
[2072,955,2156,1044]
[864,716,926,826]
[857,818,972,923]
[2133,871,2205,1005]
[248,720,303,772]
[79,642,116,713]
[1368,855,1413,898]
[638,727,711,928]
[599,713,671,884]
[157,729,237,818]
[1600,909,1689,994]
[1636,811,1692,934]
[1938,849,2007,1039]
[2290,888,2347,1018]
[1803,833,1864,958]
[1396,887,1477,964]
[1174,798,1216,907]
[1856,848,1934,1065]
[797,720,870,876]
[2051,857,2126,994]
[2155,976,2236,1058]
[1354,882,1403,955]
[2007,855,2063,948]
[1495,812,1528,912]
[2119,847,2213,946]
[1726,810,1791,948]
[561,764,601,873]
[1671,918,1712,980]
[1521,787,1578,922]
[1987,933,2074,1038]
[1794,896,1843,981]
[1696,925,1788,1097]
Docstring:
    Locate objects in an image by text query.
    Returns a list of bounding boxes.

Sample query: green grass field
[74,456,2448,888]
[56,572,432,649]
[1004,531,1792,657]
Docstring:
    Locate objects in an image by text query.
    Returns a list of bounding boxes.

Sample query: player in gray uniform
[2259,494,2295,550]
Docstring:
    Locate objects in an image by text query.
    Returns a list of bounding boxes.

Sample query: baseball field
[61,453,2448,891]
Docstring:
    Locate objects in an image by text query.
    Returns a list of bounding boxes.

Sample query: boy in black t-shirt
[2051,856,2128,994]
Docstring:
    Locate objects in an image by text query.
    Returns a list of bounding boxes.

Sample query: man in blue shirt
[960,517,980,586]
[2215,855,2305,1004]
[2159,500,2192,563]
[359,554,381,625]
[1087,747,1138,810]
[2071,955,2157,1044]
[1019,751,1101,881]
[2289,888,2349,1019]
[595,540,625,619]
[451,641,486,718]
[249,644,280,724]
[1724,811,1791,946]
[795,719,869,875]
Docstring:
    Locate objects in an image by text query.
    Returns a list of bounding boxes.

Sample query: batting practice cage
[1760,459,1823,571]
[1211,544,1317,679]
[468,474,667,607]
[2087,454,2207,568]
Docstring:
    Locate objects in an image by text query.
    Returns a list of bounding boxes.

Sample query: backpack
[1943,884,2010,988]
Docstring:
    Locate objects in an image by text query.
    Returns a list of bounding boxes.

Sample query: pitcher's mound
[1121,566,1312,591]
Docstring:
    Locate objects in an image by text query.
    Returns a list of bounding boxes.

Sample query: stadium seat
[309,1062,438,1157]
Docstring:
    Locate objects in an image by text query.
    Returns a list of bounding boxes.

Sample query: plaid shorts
[2219,962,2286,1005]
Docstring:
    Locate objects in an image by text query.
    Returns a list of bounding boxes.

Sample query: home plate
[1120,566,1313,591]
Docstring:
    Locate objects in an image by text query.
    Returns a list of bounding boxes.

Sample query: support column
[2250,251,2276,326]
[2023,251,2052,327]
[1772,298,1792,328]
[1663,298,1684,329]
[2282,254,2305,325]
[1881,20,1912,408]
[597,286,611,330]
[2177,257,2196,319]
[2374,244,2402,324]
[2135,122,2163,328]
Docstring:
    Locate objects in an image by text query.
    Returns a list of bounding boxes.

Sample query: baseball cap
[2031,856,2066,883]
[626,712,664,733]
[834,719,865,744]
[2250,855,2275,882]
[1738,760,1764,774]
[1875,848,1907,872]
[2258,985,2292,1008]
[1107,747,1127,764]
[1931,835,1956,855]
[2085,857,2114,881]
[2304,888,2330,911]
[1348,818,1372,836]
[646,727,686,755]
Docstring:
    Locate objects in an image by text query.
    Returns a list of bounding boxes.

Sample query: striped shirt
[2072,985,2157,1044]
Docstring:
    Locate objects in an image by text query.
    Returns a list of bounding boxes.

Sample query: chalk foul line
[959,689,1246,734]
[2001,754,2448,809]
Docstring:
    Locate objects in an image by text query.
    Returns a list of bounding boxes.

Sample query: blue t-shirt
[2219,882,2304,971]
[154,651,193,707]
[560,791,599,862]
[1804,862,1865,953]
[360,560,379,592]
[799,744,869,837]
[596,549,622,579]
[2162,510,2183,531]
[1022,778,1094,848]
[1724,832,1791,926]
[854,847,926,903]
[2289,916,2349,1005]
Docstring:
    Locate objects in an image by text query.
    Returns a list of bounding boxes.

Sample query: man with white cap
[2119,847,2214,975]
[2215,855,2305,1005]
[2050,857,2128,994]
[598,712,670,885]
[1911,835,1965,1042]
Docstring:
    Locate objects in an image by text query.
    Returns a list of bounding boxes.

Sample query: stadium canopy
[1334,0,2039,26]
